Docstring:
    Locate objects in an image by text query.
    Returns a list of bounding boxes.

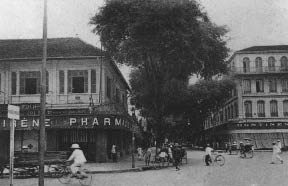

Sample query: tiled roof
[0,37,103,59]
[238,45,288,52]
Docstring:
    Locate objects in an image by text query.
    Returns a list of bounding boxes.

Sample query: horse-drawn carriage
[0,151,69,178]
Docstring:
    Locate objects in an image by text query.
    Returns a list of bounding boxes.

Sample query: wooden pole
[9,119,15,186]
[39,0,47,185]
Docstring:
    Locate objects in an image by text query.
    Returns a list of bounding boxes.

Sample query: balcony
[231,66,288,74]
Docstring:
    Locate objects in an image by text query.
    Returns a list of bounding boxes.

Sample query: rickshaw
[239,138,254,158]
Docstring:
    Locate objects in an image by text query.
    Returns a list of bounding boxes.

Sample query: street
[1,150,288,186]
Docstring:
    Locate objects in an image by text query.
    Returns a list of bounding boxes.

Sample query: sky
[1,0,288,80]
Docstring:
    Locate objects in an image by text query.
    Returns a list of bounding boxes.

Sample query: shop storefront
[0,103,134,162]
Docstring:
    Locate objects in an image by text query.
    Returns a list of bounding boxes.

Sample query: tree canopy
[90,0,229,79]
[91,0,231,143]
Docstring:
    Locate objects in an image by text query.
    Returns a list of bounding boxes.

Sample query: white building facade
[203,45,288,149]
[0,38,133,162]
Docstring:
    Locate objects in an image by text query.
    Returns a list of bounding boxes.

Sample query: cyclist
[67,143,87,178]
[205,144,213,166]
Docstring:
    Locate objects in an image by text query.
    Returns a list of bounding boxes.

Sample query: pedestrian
[137,146,143,160]
[145,147,152,166]
[111,144,117,162]
[271,141,283,164]
[67,144,87,178]
[205,144,213,166]
[173,143,182,171]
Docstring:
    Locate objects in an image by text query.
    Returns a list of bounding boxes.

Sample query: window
[234,102,238,117]
[91,70,96,93]
[268,56,276,72]
[68,70,88,93]
[20,71,47,94]
[243,57,250,73]
[283,100,288,117]
[11,72,17,95]
[116,88,120,103]
[106,77,112,98]
[256,79,264,92]
[257,101,265,117]
[270,100,278,117]
[281,79,288,92]
[243,79,251,93]
[269,79,277,92]
[280,56,288,71]
[244,101,252,118]
[59,71,64,94]
[255,57,263,72]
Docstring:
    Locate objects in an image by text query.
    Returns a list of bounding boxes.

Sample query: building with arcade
[203,45,288,149]
[0,38,134,162]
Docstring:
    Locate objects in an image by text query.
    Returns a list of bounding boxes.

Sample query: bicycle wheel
[57,167,72,184]
[246,150,254,158]
[215,155,225,166]
[79,169,92,186]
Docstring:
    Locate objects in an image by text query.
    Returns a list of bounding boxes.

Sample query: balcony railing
[231,66,288,74]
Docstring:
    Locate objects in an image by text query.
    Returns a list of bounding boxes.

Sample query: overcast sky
[1,0,288,80]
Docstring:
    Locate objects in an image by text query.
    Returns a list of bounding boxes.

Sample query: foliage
[91,0,230,143]
[91,0,229,79]
[180,78,236,131]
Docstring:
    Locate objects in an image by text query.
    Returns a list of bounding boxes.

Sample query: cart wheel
[215,155,225,166]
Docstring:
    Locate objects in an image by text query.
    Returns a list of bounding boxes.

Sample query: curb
[88,167,143,174]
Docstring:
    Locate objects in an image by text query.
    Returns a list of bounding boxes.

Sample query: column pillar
[95,130,108,162]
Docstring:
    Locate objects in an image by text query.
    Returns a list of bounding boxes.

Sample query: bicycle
[202,151,225,166]
[239,145,254,159]
[48,162,92,186]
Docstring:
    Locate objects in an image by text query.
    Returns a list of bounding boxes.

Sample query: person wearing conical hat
[67,144,87,176]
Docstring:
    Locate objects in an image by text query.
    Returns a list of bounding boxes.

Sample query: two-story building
[0,38,133,162]
[203,45,288,149]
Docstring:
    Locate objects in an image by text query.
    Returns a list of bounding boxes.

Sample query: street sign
[8,105,20,120]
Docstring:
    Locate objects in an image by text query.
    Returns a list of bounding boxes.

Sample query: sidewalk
[1,154,150,176]
[85,154,149,173]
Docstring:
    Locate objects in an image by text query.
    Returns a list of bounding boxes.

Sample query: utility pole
[39,0,47,185]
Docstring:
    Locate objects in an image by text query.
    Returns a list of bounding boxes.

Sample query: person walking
[271,141,283,164]
[111,144,117,162]
[205,144,213,166]
[173,143,182,171]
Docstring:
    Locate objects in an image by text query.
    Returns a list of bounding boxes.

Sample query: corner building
[203,45,288,149]
[0,38,133,162]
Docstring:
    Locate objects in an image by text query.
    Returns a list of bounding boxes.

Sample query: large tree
[91,0,230,143]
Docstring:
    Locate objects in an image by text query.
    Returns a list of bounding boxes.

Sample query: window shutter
[84,71,88,93]
[68,71,72,93]
[11,72,17,95]
[91,70,96,93]
[59,71,64,94]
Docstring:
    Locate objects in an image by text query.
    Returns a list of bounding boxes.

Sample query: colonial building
[203,45,288,149]
[0,38,133,162]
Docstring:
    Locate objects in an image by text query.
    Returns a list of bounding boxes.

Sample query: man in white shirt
[205,144,213,166]
[271,141,283,164]
[67,144,87,176]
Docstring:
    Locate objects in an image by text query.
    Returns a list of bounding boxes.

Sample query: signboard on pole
[8,105,19,186]
[8,105,20,120]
